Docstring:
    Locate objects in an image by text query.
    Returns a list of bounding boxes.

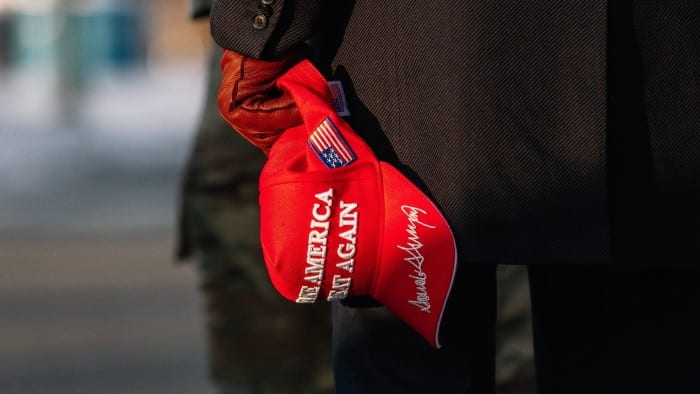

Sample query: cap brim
[372,163,458,348]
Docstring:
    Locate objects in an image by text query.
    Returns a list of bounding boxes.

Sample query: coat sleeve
[210,0,322,60]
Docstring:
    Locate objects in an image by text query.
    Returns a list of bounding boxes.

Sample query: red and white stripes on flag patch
[308,117,357,168]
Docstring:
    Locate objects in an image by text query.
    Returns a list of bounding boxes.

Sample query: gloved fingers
[218,48,308,154]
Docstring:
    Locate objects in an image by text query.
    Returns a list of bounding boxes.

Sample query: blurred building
[0,0,207,68]
[0,0,207,125]
[2,1,140,70]
[0,0,210,234]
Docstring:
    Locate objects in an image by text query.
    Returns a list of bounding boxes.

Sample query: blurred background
[0,0,214,392]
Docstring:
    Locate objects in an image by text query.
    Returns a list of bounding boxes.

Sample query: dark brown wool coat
[210,0,700,266]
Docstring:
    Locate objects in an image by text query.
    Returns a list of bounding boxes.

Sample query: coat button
[253,13,268,29]
[261,0,274,4]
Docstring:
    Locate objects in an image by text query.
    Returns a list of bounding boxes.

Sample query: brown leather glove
[217,48,307,155]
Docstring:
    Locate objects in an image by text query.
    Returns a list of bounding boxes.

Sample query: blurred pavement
[0,232,210,394]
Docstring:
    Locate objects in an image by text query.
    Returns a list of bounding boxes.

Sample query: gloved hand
[217,48,308,155]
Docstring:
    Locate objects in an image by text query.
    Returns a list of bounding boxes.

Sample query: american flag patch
[308,117,357,169]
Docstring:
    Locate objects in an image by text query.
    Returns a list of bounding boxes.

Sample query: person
[177,1,333,392]
[207,1,700,393]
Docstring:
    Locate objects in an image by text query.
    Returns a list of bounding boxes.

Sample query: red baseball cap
[259,60,457,348]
